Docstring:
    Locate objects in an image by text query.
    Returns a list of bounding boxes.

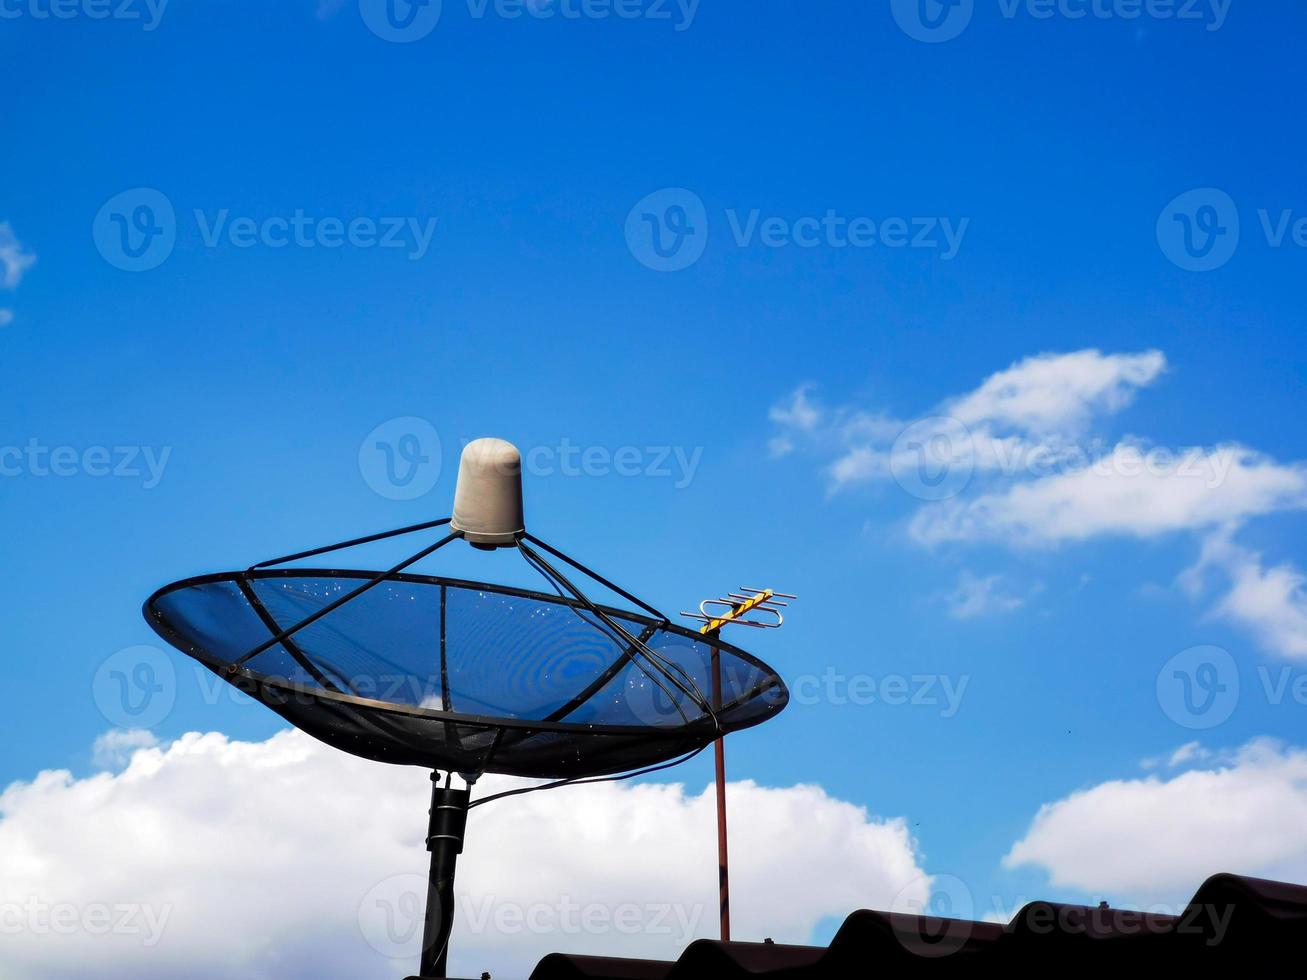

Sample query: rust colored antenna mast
[682,587,796,942]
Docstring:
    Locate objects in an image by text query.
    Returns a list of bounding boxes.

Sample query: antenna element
[682,587,797,634]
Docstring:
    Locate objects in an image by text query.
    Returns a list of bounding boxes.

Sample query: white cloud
[0,309,12,327]
[828,445,885,486]
[1004,739,1307,905]
[774,350,1166,494]
[1140,741,1216,771]
[768,385,823,457]
[770,348,1307,660]
[1166,741,1209,767]
[0,221,36,289]
[1182,528,1307,660]
[945,571,1025,619]
[0,729,929,980]
[767,386,902,468]
[769,384,821,434]
[944,349,1166,435]
[91,729,159,769]
[910,444,1307,547]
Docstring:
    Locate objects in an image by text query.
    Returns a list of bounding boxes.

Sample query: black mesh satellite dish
[143,438,788,979]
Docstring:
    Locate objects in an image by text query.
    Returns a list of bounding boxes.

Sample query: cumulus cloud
[769,348,1307,658]
[910,444,1307,547]
[943,349,1166,436]
[1181,527,1307,660]
[0,729,929,980]
[1004,739,1307,905]
[771,349,1166,495]
[91,729,160,769]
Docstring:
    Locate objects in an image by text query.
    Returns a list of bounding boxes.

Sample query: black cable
[516,539,718,730]
[248,518,453,571]
[232,531,463,668]
[515,540,705,728]
[523,531,669,621]
[467,743,710,810]
[517,545,694,724]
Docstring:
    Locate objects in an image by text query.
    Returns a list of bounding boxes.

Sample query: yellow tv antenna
[681,587,796,942]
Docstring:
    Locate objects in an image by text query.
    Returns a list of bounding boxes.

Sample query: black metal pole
[420,774,470,978]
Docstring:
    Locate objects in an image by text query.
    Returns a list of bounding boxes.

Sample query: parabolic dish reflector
[145,570,788,779]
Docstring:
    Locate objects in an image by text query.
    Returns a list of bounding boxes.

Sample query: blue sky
[3,2,1307,976]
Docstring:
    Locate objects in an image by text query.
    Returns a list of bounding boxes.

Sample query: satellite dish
[143,438,789,978]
